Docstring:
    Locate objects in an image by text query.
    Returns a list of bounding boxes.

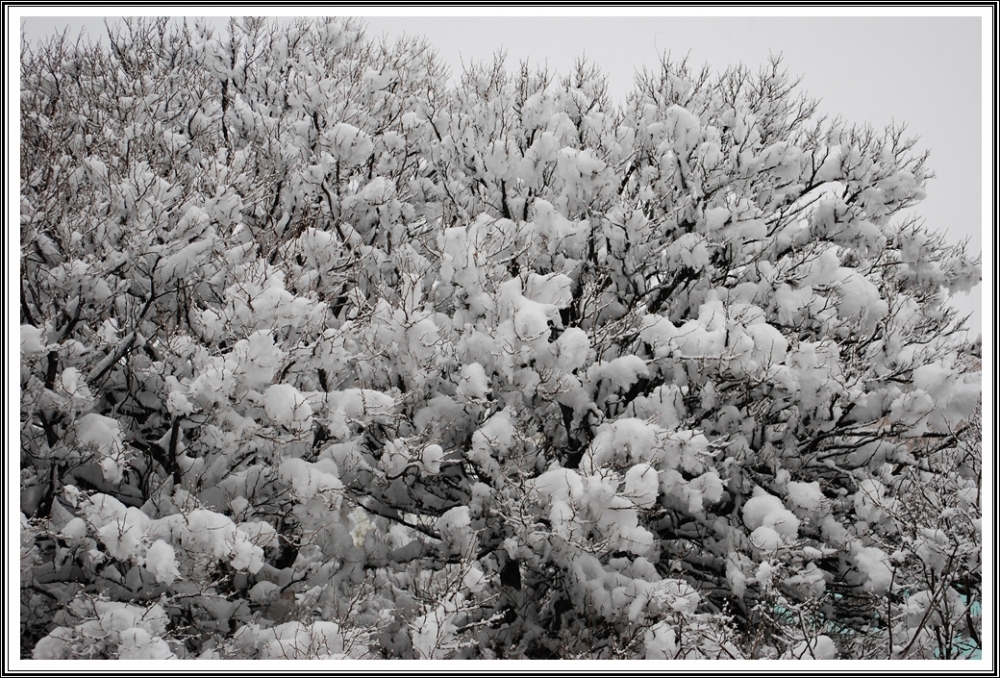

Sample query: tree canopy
[20,17,981,661]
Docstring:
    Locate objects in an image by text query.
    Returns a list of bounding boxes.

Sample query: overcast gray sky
[16,10,987,335]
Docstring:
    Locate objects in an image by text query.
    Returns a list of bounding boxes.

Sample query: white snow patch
[263,383,312,427]
[75,413,126,483]
[790,635,838,659]
[349,507,375,548]
[750,526,782,552]
[456,363,491,401]
[555,327,591,371]
[279,458,343,501]
[21,325,47,355]
[142,539,181,585]
[786,481,824,512]
[854,545,893,593]
[420,444,444,475]
[624,465,659,509]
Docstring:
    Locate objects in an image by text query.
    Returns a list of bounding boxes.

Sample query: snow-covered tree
[20,18,981,660]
